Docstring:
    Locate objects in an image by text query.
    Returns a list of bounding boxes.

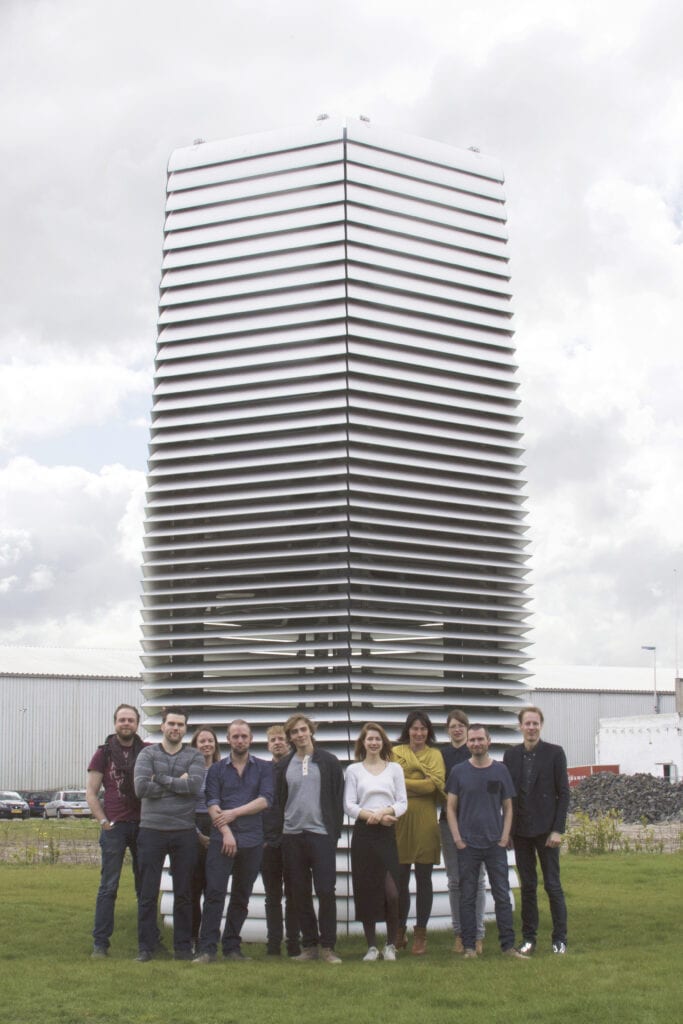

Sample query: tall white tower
[141,118,530,933]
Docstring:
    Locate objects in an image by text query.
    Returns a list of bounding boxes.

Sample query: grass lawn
[1,853,681,1024]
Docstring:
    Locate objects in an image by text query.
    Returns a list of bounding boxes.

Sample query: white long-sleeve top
[343,761,408,821]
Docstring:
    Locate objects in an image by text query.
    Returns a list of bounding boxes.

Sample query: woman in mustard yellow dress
[392,711,446,956]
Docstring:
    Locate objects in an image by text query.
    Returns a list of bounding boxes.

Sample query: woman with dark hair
[189,727,221,950]
[344,723,408,962]
[391,711,446,956]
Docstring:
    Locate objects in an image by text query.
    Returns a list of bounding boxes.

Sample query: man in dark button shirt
[192,719,273,963]
[503,706,570,955]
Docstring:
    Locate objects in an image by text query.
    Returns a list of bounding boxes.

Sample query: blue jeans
[282,832,337,950]
[514,833,567,945]
[459,844,515,952]
[92,821,140,949]
[439,819,485,940]
[198,842,263,956]
[137,827,197,955]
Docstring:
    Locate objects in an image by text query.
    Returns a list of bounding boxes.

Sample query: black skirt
[351,818,400,924]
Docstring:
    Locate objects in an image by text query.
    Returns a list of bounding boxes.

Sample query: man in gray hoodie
[133,706,204,961]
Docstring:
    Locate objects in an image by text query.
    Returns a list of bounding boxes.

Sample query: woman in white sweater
[344,723,408,961]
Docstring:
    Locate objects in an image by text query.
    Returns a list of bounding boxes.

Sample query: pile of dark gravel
[570,772,683,823]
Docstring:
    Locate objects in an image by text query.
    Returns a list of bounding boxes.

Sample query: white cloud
[0,528,33,568]
[0,457,145,644]
[116,472,147,566]
[25,565,56,593]
[0,355,151,448]
[1,600,144,651]
[0,576,19,594]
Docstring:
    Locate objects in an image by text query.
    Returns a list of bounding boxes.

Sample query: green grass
[1,855,681,1024]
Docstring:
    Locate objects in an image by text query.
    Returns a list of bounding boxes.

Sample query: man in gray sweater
[133,707,204,961]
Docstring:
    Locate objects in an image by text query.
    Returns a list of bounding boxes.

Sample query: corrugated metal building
[525,664,677,767]
[0,646,145,791]
[2,645,675,790]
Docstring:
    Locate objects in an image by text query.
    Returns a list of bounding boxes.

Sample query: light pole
[641,645,659,714]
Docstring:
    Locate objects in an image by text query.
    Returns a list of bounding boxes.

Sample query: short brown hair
[353,722,393,761]
[161,706,188,724]
[467,723,490,740]
[266,724,287,739]
[113,704,140,723]
[283,714,316,741]
[446,709,469,728]
[518,706,544,724]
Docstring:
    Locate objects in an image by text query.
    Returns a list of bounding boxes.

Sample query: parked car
[0,791,30,819]
[43,790,92,819]
[22,791,52,818]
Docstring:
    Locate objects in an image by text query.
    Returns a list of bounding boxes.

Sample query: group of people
[86,702,569,963]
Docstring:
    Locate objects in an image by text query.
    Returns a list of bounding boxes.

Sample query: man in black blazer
[503,706,570,954]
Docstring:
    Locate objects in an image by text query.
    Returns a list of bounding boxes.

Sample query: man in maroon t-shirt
[86,704,145,957]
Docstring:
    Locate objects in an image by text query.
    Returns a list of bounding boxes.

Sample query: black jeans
[261,843,300,954]
[282,832,337,950]
[191,813,211,941]
[137,827,197,955]
[514,833,567,945]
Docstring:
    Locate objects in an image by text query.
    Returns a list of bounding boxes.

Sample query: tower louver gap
[140,118,531,932]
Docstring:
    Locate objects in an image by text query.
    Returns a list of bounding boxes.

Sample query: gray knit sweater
[134,744,205,831]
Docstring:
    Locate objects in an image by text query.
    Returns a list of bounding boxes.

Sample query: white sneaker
[363,946,380,962]
[382,944,397,961]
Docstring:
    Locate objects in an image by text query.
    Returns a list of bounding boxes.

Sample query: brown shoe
[292,946,319,961]
[320,948,342,964]
[453,935,464,954]
[396,927,408,949]
[475,939,484,955]
[411,927,427,956]
[503,947,530,960]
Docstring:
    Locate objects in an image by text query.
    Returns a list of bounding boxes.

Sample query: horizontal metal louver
[141,118,531,935]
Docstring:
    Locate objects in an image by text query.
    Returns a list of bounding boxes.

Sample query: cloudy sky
[1,0,681,680]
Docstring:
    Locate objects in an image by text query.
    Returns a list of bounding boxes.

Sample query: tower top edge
[166,116,504,183]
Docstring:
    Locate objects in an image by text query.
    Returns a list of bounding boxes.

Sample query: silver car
[43,790,92,819]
